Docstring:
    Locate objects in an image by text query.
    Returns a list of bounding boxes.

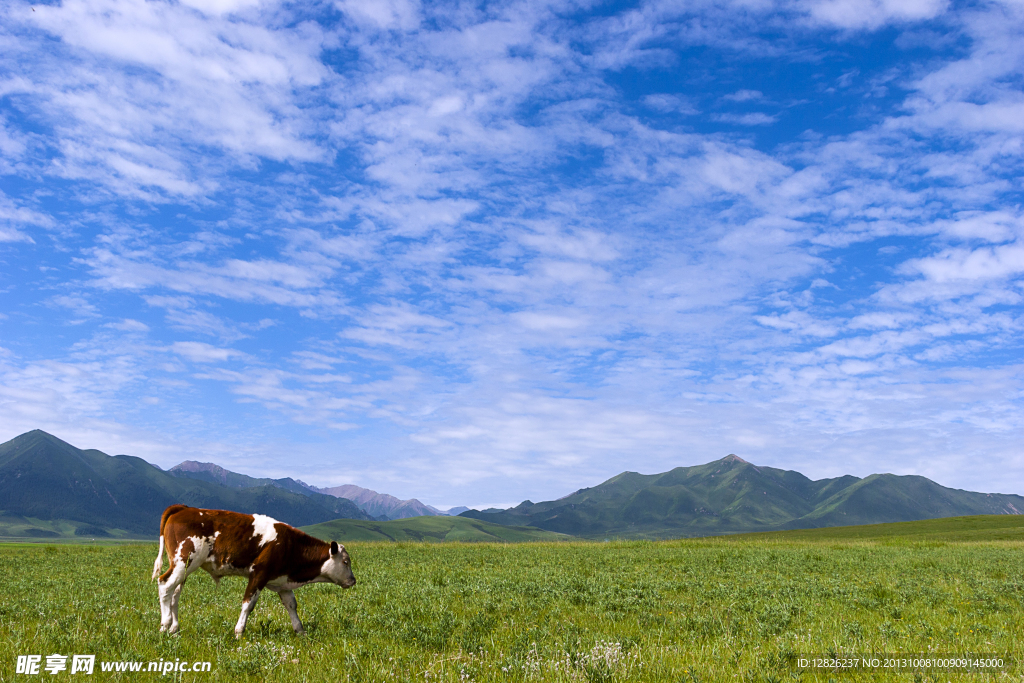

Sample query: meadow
[2,518,1023,682]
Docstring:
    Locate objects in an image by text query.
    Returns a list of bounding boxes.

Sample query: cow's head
[321,541,356,588]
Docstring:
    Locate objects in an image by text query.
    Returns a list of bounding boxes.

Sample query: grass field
[301,515,570,543]
[0,515,143,541]
[2,516,1023,681]
[737,515,1024,543]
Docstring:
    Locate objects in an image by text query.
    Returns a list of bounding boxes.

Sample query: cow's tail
[152,539,165,581]
[152,504,189,581]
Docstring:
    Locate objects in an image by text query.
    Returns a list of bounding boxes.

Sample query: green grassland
[302,515,570,543]
[0,514,146,542]
[732,514,1024,543]
[2,516,1023,682]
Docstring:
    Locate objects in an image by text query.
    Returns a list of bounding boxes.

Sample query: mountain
[0,430,372,537]
[459,454,1024,539]
[301,515,570,543]
[10,430,1016,542]
[169,461,312,496]
[310,484,443,520]
[170,462,452,521]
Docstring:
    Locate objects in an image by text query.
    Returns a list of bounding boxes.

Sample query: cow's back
[162,507,269,570]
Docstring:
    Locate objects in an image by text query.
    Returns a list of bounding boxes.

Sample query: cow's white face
[320,541,356,588]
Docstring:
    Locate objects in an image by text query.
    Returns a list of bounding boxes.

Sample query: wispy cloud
[714,112,778,125]
[170,341,247,363]
[5,0,328,198]
[723,89,764,102]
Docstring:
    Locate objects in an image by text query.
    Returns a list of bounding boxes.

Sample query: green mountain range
[4,430,1022,542]
[460,454,1024,539]
[0,430,371,537]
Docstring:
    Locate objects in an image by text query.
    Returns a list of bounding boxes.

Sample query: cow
[151,504,356,637]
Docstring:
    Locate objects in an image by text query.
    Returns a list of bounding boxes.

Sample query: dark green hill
[301,516,570,543]
[782,473,1022,528]
[0,430,371,536]
[460,455,1024,539]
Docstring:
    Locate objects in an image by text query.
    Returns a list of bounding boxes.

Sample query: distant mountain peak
[312,483,445,520]
[722,454,748,463]
[10,429,74,448]
[171,461,229,475]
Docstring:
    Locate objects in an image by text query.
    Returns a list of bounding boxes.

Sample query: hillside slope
[784,474,1023,528]
[461,455,1024,539]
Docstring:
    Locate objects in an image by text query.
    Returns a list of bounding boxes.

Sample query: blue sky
[1,0,1022,509]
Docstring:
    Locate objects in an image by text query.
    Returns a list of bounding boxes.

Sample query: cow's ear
[330,541,339,556]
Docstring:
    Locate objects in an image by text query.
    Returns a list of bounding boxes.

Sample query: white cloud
[802,0,949,29]
[6,0,329,198]
[643,93,700,114]
[337,0,420,31]
[0,226,34,243]
[714,112,778,125]
[723,89,763,102]
[83,241,343,310]
[848,312,917,330]
[754,310,839,337]
[50,294,101,321]
[170,341,247,363]
[905,244,1024,282]
[107,319,151,332]
[0,191,49,243]
[177,0,265,17]
[512,311,587,332]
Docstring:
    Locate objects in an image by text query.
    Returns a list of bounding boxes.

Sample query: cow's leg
[158,580,172,631]
[278,590,305,635]
[157,540,175,630]
[158,538,194,634]
[235,573,266,639]
[169,540,212,632]
[169,584,184,634]
[234,589,261,638]
[158,566,185,632]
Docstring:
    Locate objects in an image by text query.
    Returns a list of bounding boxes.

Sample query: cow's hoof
[295,629,306,636]
[159,624,168,633]
[234,631,244,639]
[168,625,179,635]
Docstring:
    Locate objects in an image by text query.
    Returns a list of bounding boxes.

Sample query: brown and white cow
[151,504,355,637]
